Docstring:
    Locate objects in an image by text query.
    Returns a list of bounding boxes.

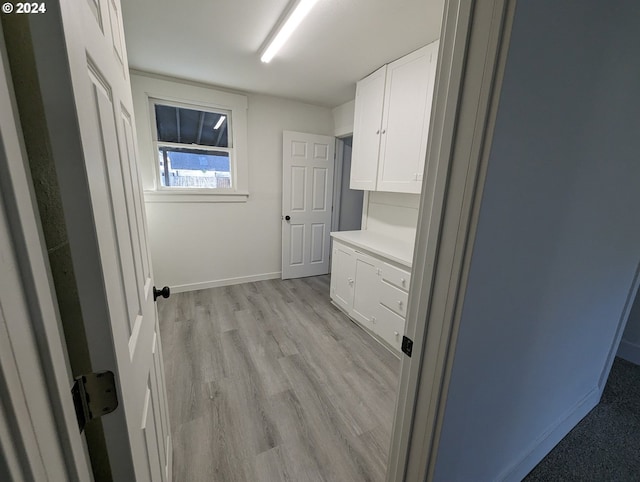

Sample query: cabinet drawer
[381,263,411,292]
[379,280,408,317]
[376,304,405,352]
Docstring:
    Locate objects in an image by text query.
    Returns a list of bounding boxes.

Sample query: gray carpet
[524,357,640,481]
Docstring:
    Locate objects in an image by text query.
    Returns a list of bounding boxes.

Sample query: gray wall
[618,292,640,364]
[434,1,640,480]
[338,137,364,231]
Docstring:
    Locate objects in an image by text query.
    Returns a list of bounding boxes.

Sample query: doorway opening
[333,135,364,233]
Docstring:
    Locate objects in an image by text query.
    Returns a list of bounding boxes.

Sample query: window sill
[143,190,249,203]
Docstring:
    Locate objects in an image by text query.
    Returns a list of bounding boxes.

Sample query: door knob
[153,286,170,302]
[285,215,291,221]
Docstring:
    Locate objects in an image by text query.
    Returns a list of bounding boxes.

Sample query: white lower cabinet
[351,251,382,329]
[330,239,411,354]
[379,281,409,318]
[331,242,356,313]
[377,305,405,352]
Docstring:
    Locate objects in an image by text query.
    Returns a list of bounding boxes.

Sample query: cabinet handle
[376,129,380,135]
[382,129,386,134]
[372,317,376,323]
[348,278,354,285]
[400,278,406,285]
[398,300,403,308]
[394,331,399,337]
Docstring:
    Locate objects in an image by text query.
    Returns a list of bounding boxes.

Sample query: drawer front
[382,263,411,291]
[379,280,409,317]
[376,304,405,352]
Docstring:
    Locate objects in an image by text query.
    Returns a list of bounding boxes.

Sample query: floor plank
[158,275,400,482]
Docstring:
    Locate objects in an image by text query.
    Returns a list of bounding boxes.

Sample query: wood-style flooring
[157,275,400,482]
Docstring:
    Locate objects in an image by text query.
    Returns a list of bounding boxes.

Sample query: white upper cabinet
[350,66,386,190]
[350,40,439,194]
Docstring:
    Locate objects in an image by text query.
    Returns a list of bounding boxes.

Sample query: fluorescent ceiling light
[261,0,321,63]
[213,115,226,130]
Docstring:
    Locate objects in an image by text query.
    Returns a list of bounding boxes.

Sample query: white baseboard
[617,339,640,365]
[170,272,281,293]
[499,386,601,482]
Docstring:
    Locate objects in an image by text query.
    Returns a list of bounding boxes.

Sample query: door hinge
[401,336,413,357]
[72,371,118,433]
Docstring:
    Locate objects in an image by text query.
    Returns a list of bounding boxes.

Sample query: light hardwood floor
[158,275,400,482]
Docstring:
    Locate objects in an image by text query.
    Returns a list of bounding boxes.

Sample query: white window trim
[149,97,235,193]
[130,72,249,203]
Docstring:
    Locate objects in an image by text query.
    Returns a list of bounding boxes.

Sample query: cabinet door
[350,66,386,191]
[330,242,356,313]
[376,304,405,352]
[351,251,382,329]
[377,43,437,193]
[416,40,439,183]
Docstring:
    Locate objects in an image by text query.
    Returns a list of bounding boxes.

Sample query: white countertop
[330,230,414,268]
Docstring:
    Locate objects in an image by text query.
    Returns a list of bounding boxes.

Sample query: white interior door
[28,1,171,480]
[282,131,335,279]
[0,34,93,481]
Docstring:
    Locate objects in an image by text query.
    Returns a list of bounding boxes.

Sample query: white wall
[364,192,420,241]
[332,100,355,137]
[131,74,333,290]
[433,1,640,480]
[618,293,640,364]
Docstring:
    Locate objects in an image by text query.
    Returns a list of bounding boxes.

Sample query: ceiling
[122,0,444,107]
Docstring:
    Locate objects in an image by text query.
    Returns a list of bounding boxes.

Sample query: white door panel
[282,131,335,279]
[310,223,325,263]
[37,0,172,480]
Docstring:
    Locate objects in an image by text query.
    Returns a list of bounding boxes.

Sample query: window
[151,99,234,190]
[132,73,248,202]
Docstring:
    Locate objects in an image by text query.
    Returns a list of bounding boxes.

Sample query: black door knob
[285,215,291,221]
[153,286,170,301]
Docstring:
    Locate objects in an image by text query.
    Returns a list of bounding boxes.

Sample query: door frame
[0,23,93,482]
[387,0,516,480]
[331,134,364,237]
[0,0,516,480]
[331,136,344,234]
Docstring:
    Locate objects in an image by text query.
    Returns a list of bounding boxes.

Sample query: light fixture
[260,0,321,63]
[213,115,226,130]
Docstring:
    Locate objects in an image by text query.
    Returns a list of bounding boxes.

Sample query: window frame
[150,97,235,193]
[131,72,249,203]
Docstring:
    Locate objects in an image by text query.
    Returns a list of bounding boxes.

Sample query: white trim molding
[618,339,640,365]
[0,22,92,481]
[144,190,249,203]
[170,271,282,293]
[497,387,600,482]
[130,71,249,200]
[386,0,517,480]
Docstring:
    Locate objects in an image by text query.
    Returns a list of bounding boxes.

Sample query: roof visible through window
[154,104,229,148]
